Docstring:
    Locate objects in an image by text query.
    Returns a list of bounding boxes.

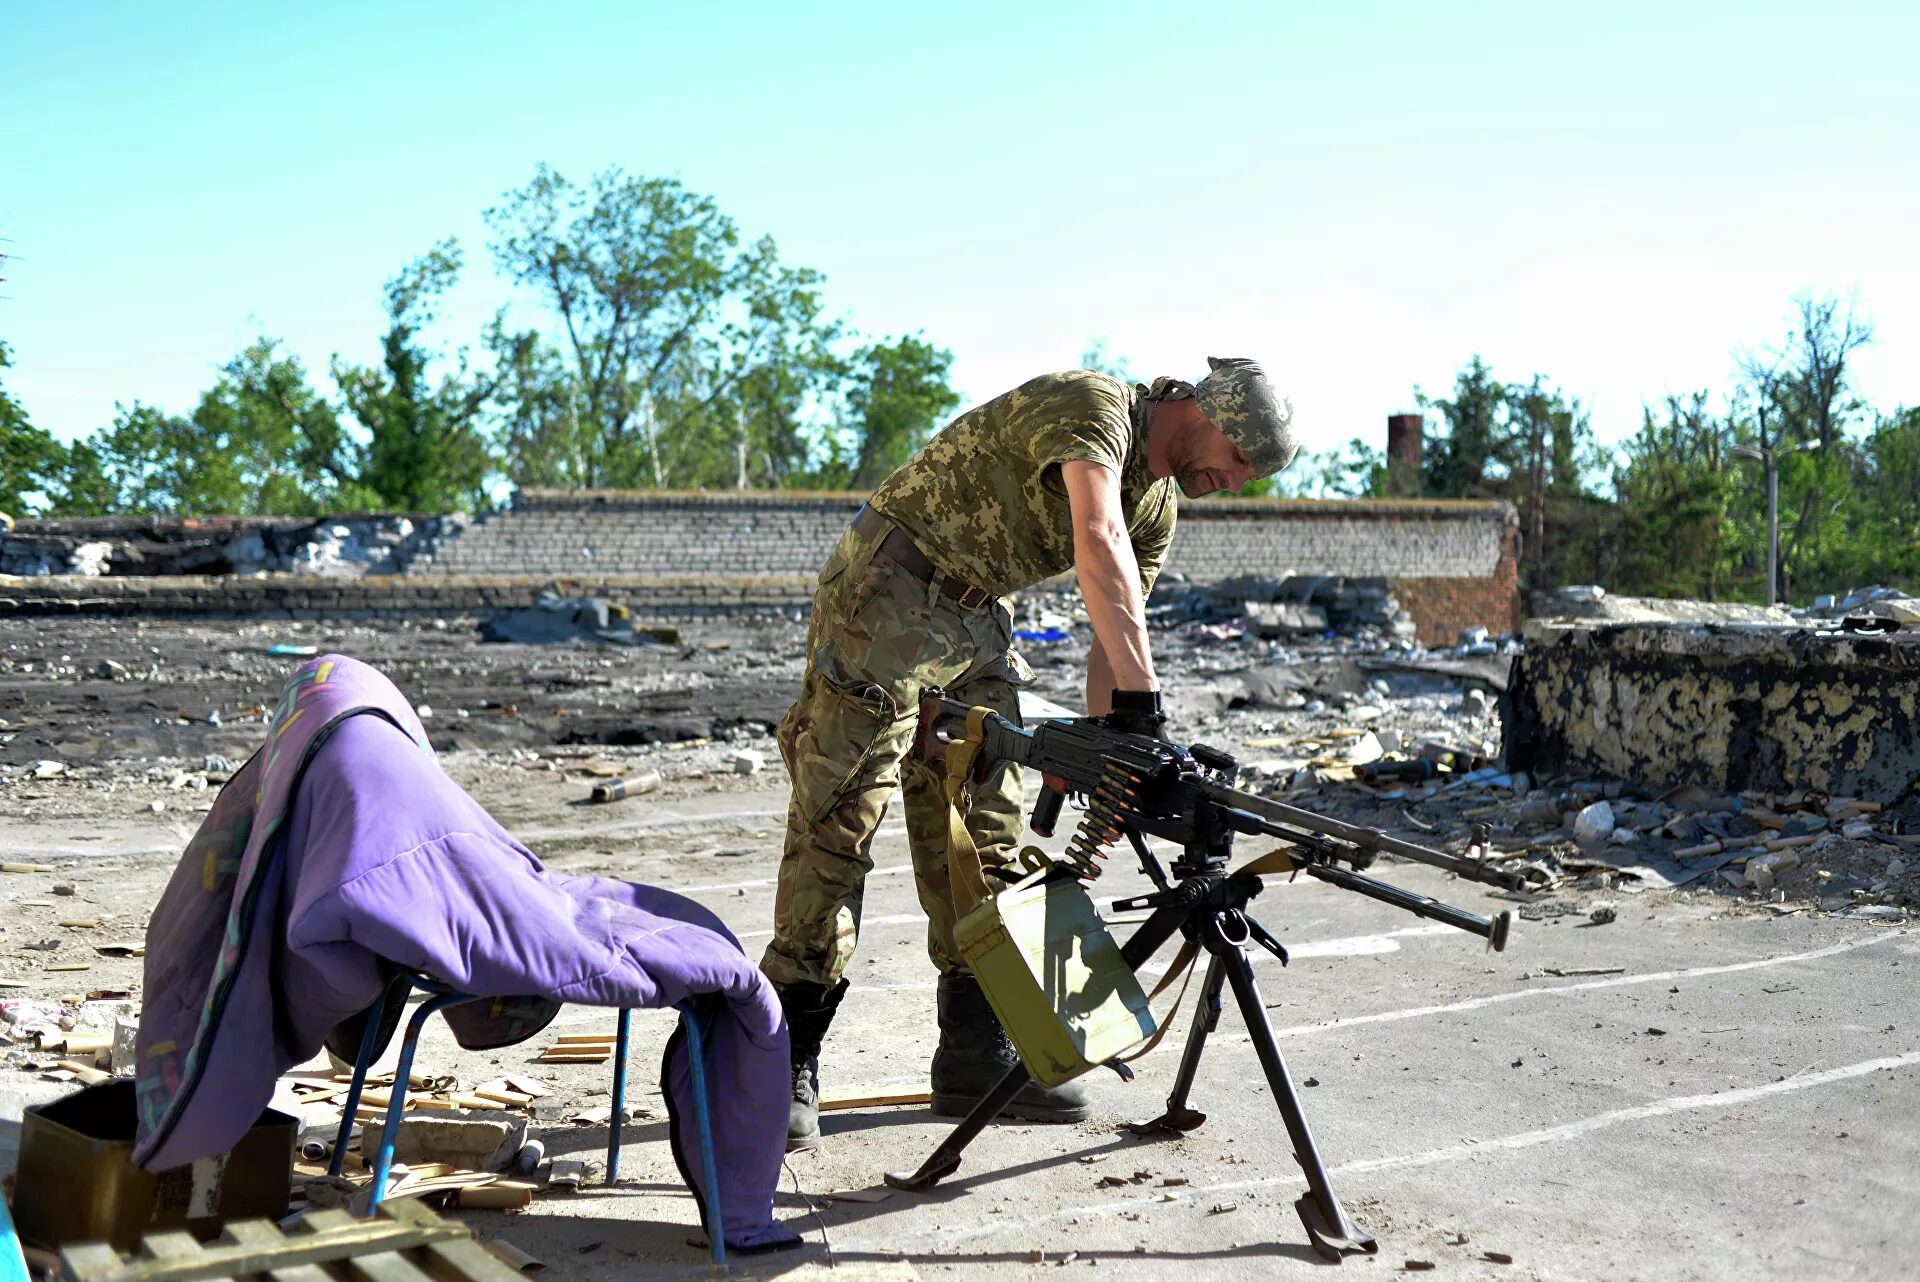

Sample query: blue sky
[4,1,1916,463]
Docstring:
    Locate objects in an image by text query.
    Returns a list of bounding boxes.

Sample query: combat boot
[778,978,848,1151]
[930,972,1091,1122]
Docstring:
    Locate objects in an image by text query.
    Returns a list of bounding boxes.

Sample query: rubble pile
[1146,573,1421,643]
[1796,583,1920,625]
[0,514,470,578]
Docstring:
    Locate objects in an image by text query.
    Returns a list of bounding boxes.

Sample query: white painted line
[519,806,790,841]
[1135,924,1458,978]
[736,912,925,942]
[1340,1050,1920,1174]
[1264,928,1906,1040]
[844,1047,1920,1255]
[675,861,914,896]
[851,923,1467,993]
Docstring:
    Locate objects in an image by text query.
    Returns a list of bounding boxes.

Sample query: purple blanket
[135,655,797,1250]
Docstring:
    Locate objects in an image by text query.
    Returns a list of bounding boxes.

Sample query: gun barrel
[1198,780,1528,891]
[1297,862,1511,949]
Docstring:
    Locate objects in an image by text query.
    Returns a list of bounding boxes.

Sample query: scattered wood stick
[819,1089,933,1112]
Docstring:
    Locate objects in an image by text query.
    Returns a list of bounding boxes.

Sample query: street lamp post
[1730,438,1823,607]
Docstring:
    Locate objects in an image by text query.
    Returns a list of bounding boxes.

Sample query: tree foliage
[334,240,496,511]
[50,340,359,516]
[1404,296,1912,602]
[1,340,67,515]
[847,335,960,489]
[10,167,957,515]
[484,165,846,489]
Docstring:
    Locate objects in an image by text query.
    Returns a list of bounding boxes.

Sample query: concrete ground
[2,618,1915,1281]
[272,782,1914,1282]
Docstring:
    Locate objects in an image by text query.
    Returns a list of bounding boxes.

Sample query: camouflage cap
[1195,356,1296,478]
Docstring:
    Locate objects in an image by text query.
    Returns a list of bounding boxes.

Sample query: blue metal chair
[0,1183,30,1282]
[327,972,725,1267]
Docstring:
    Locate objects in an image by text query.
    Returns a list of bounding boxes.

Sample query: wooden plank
[215,1221,334,1282]
[57,1241,125,1280]
[550,1034,617,1046]
[378,1204,524,1282]
[332,1247,436,1282]
[78,1211,465,1282]
[454,1182,534,1209]
[501,1077,551,1099]
[819,1089,932,1112]
[138,1233,205,1262]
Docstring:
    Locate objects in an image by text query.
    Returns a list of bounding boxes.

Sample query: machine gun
[886,693,1524,1262]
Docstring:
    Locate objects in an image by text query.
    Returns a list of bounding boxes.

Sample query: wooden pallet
[58,1202,520,1282]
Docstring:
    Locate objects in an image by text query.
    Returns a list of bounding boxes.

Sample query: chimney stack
[1386,413,1423,497]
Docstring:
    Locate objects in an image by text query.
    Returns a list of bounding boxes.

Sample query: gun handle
[1030,776,1067,837]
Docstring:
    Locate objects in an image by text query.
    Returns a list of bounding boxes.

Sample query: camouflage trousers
[760,519,1030,989]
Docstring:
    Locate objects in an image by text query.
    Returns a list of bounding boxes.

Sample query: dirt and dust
[3,609,1917,1280]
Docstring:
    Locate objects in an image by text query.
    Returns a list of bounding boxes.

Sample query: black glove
[1101,688,1168,740]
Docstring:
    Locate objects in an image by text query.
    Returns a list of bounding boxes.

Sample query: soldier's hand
[1098,689,1168,740]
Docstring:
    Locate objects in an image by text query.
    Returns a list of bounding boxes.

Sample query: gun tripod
[884,859,1379,1262]
[890,695,1519,1261]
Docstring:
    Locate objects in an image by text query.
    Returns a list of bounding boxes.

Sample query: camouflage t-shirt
[867,370,1179,600]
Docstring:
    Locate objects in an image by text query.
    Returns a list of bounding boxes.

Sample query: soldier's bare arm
[1085,637,1117,716]
[1061,459,1156,707]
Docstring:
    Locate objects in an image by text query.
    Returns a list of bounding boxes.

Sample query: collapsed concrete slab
[1506,620,1920,804]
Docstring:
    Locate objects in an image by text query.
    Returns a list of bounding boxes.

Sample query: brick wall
[5,492,1522,637]
[1389,523,1525,644]
[0,573,814,620]
[416,490,1514,582]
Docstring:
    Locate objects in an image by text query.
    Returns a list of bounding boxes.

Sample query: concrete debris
[726,748,767,775]
[111,1015,140,1077]
[2,514,468,578]
[1150,573,1420,642]
[1572,801,1616,851]
[1243,601,1329,636]
[390,1111,528,1172]
[479,593,682,647]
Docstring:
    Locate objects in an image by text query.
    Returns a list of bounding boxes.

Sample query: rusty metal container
[10,1080,294,1251]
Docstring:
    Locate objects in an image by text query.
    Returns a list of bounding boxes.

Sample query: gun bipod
[883,867,1378,1263]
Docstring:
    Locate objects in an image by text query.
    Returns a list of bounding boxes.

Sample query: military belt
[851,503,995,612]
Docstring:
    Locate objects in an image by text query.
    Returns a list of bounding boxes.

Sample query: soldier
[765,357,1297,1149]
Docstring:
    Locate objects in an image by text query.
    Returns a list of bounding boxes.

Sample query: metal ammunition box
[11,1080,294,1251]
[954,874,1156,1086]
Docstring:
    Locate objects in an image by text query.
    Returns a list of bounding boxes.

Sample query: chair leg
[365,992,466,1215]
[607,1007,633,1186]
[329,973,410,1178]
[677,999,726,1268]
[0,1176,30,1282]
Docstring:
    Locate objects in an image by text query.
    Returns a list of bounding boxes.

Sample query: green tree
[334,241,497,511]
[485,165,843,488]
[59,339,360,515]
[0,339,68,515]
[1507,376,1597,587]
[1859,407,1920,585]
[1420,356,1516,496]
[1609,394,1732,599]
[485,322,589,489]
[844,335,960,489]
[1078,340,1134,384]
[46,438,117,516]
